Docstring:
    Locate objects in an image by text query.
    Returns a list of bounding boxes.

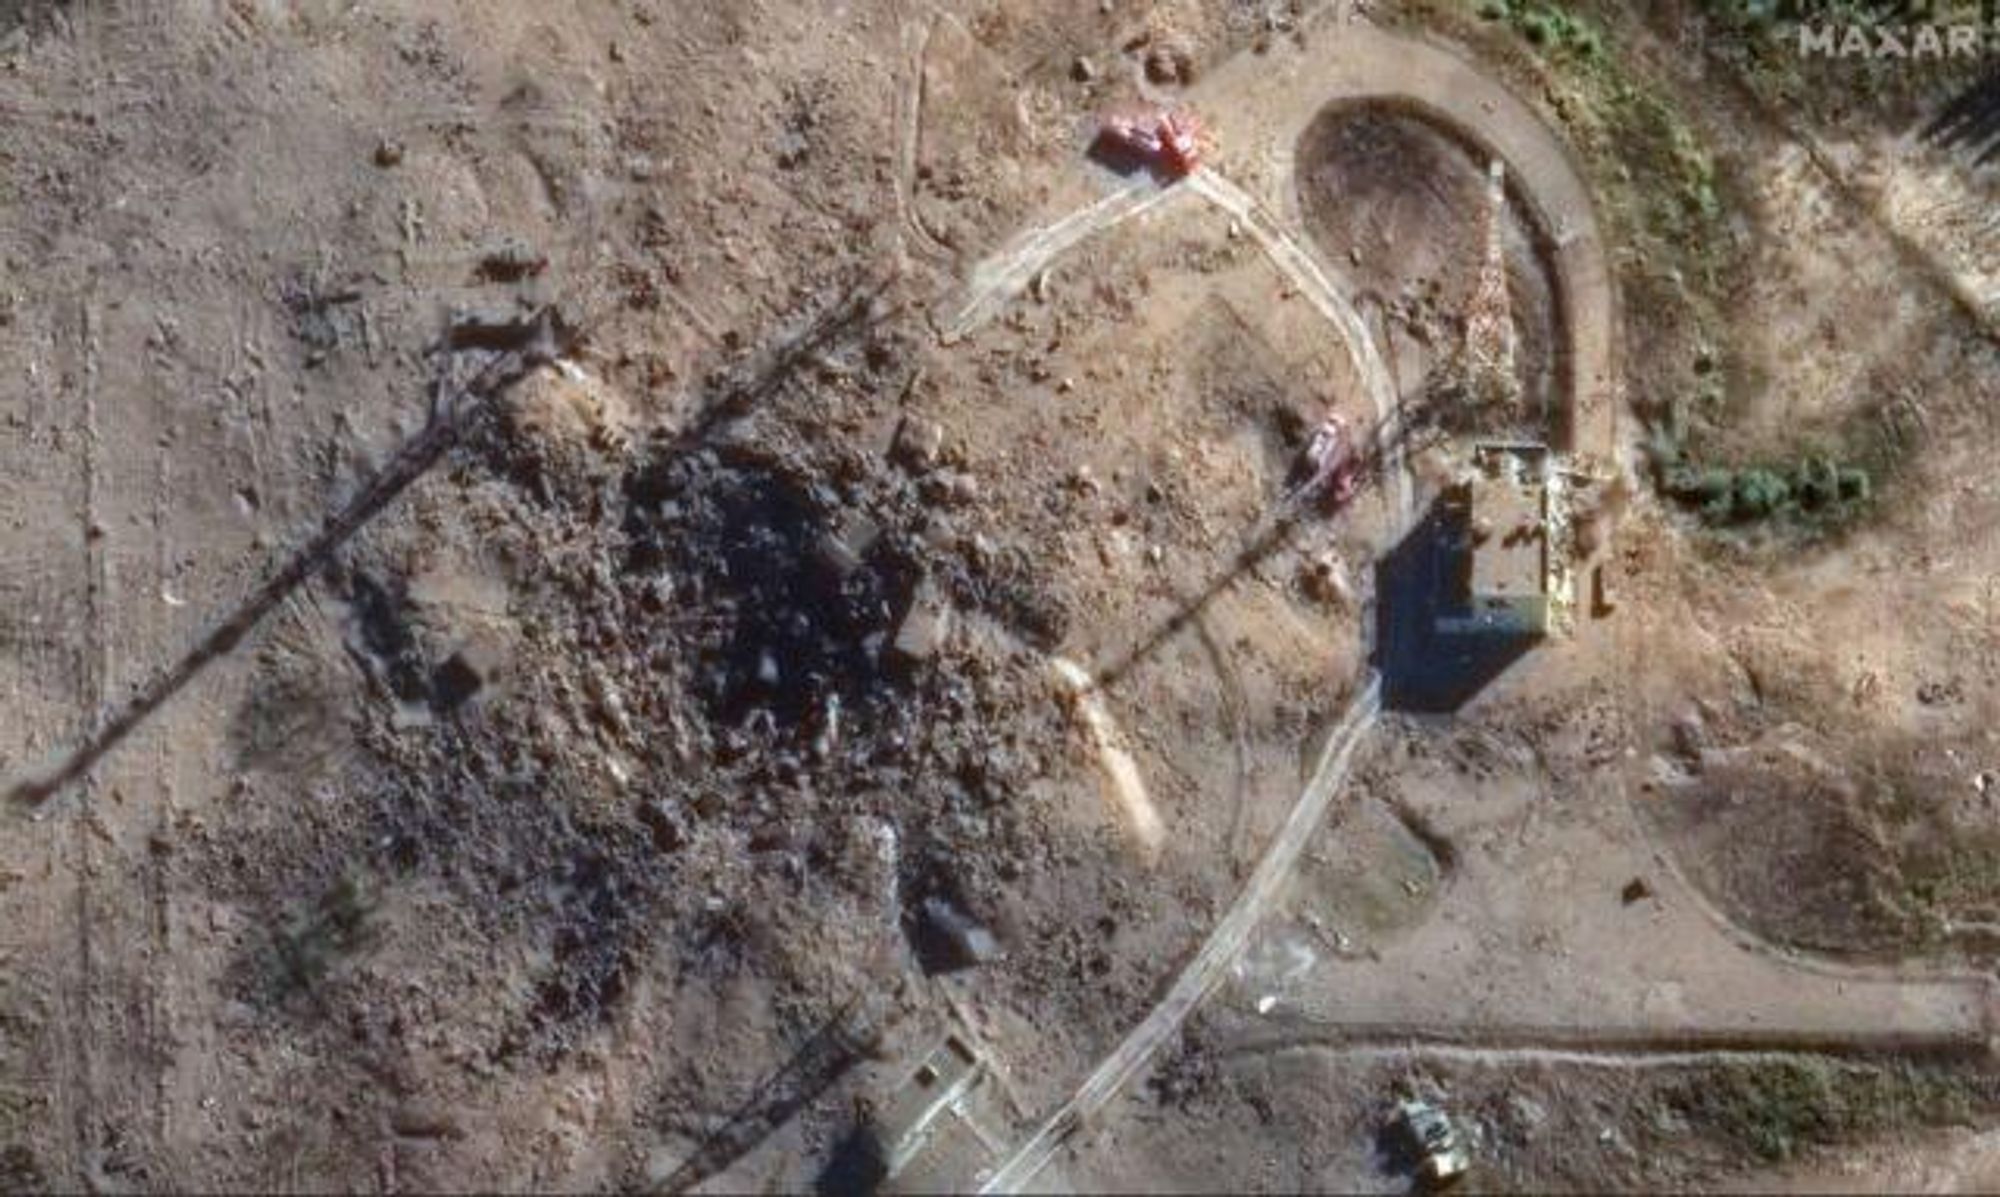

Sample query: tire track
[1185,169,1410,519]
[5,326,559,813]
[1196,614,1257,881]
[979,674,1383,1194]
[1223,1015,1994,1062]
[938,178,1186,342]
[1223,1038,1951,1073]
[68,295,102,1183]
[895,12,956,264]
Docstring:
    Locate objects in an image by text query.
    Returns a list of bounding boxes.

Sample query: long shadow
[7,273,897,813]
[1093,409,1444,693]
[5,276,900,816]
[813,1125,890,1197]
[653,986,889,1194]
[1091,503,1314,693]
[5,313,567,811]
[1372,492,1537,713]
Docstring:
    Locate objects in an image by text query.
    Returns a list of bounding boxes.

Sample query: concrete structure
[869,1034,1006,1189]
[1436,443,1574,639]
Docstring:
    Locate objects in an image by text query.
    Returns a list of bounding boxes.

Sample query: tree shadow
[1924,66,2000,166]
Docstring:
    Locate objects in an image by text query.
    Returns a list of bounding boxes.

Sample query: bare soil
[1297,98,1563,431]
[4,0,2000,1193]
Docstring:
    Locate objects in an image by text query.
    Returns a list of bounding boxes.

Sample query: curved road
[1194,10,1620,461]
[956,12,1619,1193]
[979,675,1382,1194]
[958,12,2000,1193]
[1185,169,1411,519]
[954,12,1629,1193]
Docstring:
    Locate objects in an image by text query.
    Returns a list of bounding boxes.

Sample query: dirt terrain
[3,0,2000,1193]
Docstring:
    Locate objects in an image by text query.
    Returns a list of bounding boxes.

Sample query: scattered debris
[892,580,954,663]
[1918,678,1964,707]
[636,799,688,853]
[914,895,1002,973]
[1143,39,1196,86]
[1301,550,1354,607]
[430,649,486,712]
[475,237,549,283]
[623,454,923,734]
[1670,710,1707,759]
[920,468,980,507]
[438,305,569,358]
[389,1102,464,1141]
[818,509,883,577]
[892,413,945,472]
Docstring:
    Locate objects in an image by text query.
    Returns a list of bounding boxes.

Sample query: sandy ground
[3,1,2000,1193]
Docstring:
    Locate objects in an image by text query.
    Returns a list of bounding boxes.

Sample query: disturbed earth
[4,0,2000,1193]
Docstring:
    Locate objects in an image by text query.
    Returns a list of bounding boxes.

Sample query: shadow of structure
[1373,490,1540,713]
[813,1126,888,1197]
[1093,406,1447,694]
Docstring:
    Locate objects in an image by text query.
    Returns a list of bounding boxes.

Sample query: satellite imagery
[3,0,2000,1191]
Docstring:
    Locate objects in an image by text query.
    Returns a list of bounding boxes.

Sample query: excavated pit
[1297,98,1569,440]
[623,449,920,736]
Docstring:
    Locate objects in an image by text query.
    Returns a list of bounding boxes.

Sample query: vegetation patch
[1399,0,1738,453]
[0,976,43,1191]
[1692,0,1987,127]
[1654,449,1871,527]
[1461,0,1726,285]
[1409,0,1926,542]
[0,1143,44,1193]
[1893,823,2000,950]
[1666,1058,1985,1162]
[1478,0,1606,62]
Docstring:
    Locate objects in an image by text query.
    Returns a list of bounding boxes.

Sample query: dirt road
[939,177,1188,342]
[1186,169,1410,518]
[1192,9,1620,460]
[979,674,1382,1194]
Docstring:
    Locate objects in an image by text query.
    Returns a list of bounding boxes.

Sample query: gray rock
[892,415,944,472]
[389,1102,463,1141]
[892,584,953,663]
[818,510,880,576]
[920,896,1000,970]
[637,799,688,853]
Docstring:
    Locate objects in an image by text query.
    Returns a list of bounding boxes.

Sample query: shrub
[1732,467,1791,520]
[1657,449,1871,529]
